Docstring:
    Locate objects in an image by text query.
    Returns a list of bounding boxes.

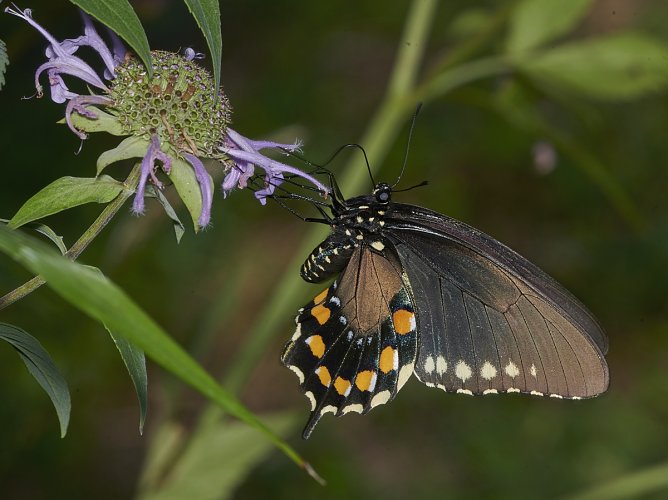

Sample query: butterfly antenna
[392,102,423,188]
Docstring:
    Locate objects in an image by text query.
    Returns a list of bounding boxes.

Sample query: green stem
[0,165,141,310]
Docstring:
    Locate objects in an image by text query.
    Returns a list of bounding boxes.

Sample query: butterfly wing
[281,244,418,438]
[386,203,608,399]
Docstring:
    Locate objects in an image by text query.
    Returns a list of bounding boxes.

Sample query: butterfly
[281,180,609,439]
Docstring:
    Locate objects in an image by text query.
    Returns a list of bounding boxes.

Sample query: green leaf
[148,186,185,243]
[0,38,8,90]
[1,219,67,254]
[506,0,593,54]
[517,33,668,100]
[0,226,313,476]
[182,0,222,92]
[0,323,71,437]
[67,0,152,76]
[9,176,127,229]
[169,156,212,233]
[61,106,126,136]
[97,136,150,175]
[105,325,148,434]
[138,412,299,500]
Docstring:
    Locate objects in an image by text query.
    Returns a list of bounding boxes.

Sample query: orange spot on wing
[334,376,351,396]
[393,309,415,335]
[313,288,329,305]
[379,346,397,374]
[355,370,376,392]
[311,304,331,325]
[306,335,326,358]
[316,366,331,387]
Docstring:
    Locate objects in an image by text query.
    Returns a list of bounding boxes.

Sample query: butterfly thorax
[301,191,393,283]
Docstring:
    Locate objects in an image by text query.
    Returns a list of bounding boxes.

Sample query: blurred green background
[2,0,668,498]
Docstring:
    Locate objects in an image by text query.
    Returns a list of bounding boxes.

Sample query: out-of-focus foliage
[1,0,668,498]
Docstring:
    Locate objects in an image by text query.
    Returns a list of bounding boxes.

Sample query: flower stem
[0,164,141,310]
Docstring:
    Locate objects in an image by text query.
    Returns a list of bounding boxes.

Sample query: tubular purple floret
[221,128,329,201]
[183,153,213,227]
[7,5,111,101]
[133,135,173,215]
[65,95,114,139]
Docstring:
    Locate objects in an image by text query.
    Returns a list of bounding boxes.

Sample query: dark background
[1,0,667,498]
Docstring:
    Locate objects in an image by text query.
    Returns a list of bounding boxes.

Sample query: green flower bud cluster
[110,51,231,157]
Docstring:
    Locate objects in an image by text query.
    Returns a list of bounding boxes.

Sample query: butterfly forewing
[282,245,418,438]
[388,210,608,399]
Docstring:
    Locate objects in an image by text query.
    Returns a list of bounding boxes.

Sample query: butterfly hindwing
[281,245,418,438]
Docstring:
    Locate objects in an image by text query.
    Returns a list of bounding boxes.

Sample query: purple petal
[183,153,213,227]
[133,135,172,215]
[65,95,113,139]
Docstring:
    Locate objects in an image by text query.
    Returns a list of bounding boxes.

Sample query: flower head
[6,5,329,230]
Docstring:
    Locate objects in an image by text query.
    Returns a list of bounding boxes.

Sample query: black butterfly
[281,181,609,439]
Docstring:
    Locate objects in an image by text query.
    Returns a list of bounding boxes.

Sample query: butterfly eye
[374,183,392,204]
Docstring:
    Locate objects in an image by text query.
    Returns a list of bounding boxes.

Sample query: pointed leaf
[67,0,152,76]
[1,219,67,254]
[97,136,151,174]
[61,106,125,136]
[138,412,299,500]
[517,33,668,100]
[507,0,593,54]
[182,0,222,92]
[105,325,148,433]
[9,175,127,229]
[169,156,212,233]
[148,186,185,243]
[0,226,312,475]
[0,323,71,437]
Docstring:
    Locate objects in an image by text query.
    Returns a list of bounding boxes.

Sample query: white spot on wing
[320,405,338,416]
[342,404,364,414]
[480,361,497,380]
[530,364,537,378]
[291,323,302,341]
[436,356,447,375]
[288,365,305,384]
[424,356,435,374]
[530,390,544,396]
[483,389,498,395]
[504,361,520,378]
[506,388,520,393]
[457,389,473,395]
[370,390,391,408]
[367,372,377,393]
[340,316,348,326]
[346,330,353,341]
[398,363,414,390]
[305,391,316,410]
[329,296,341,306]
[550,394,564,399]
[455,361,472,382]
[371,241,385,251]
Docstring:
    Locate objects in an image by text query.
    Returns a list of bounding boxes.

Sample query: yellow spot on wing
[355,370,376,392]
[334,376,351,396]
[315,366,331,387]
[379,346,397,374]
[311,304,331,325]
[313,288,328,305]
[306,335,325,358]
[392,309,415,335]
